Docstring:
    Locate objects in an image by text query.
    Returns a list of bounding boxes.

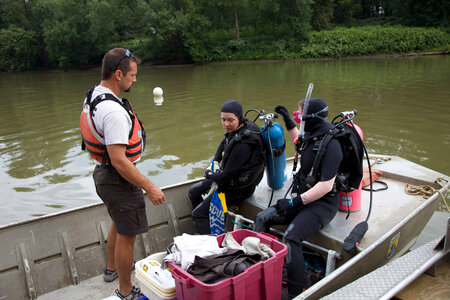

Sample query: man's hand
[275,105,296,130]
[145,185,165,205]
[107,144,166,205]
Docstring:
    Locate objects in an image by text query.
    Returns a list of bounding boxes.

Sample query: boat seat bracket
[137,233,151,257]
[166,203,181,236]
[57,231,79,285]
[147,229,158,254]
[96,220,109,264]
[325,250,339,276]
[15,242,37,300]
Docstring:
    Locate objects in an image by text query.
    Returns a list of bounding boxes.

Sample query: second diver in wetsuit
[189,100,266,234]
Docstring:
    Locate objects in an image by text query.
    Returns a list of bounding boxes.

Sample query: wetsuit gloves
[204,169,213,178]
[275,105,296,130]
[205,160,220,179]
[275,196,303,215]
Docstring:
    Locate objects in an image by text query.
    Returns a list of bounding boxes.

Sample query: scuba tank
[260,113,287,190]
[338,122,363,213]
[243,109,287,206]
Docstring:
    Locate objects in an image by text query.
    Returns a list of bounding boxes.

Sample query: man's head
[302,98,332,137]
[303,98,328,120]
[101,48,141,93]
[101,48,141,81]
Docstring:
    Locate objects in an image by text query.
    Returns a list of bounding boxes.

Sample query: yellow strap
[218,192,228,213]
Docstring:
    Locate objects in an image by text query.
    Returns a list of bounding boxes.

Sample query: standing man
[80,48,165,300]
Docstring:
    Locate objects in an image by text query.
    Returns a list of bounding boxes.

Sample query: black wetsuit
[254,122,342,298]
[190,120,265,234]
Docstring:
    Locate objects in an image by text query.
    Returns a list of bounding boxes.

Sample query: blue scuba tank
[261,117,287,189]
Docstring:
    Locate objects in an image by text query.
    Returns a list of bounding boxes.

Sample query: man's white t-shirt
[84,86,133,164]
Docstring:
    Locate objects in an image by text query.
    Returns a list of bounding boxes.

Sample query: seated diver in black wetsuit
[189,100,266,235]
[254,98,343,299]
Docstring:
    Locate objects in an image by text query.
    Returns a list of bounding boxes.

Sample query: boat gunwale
[299,180,448,299]
[0,177,204,232]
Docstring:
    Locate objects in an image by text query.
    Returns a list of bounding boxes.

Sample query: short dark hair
[101,48,141,80]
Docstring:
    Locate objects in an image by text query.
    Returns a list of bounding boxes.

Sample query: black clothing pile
[187,248,261,283]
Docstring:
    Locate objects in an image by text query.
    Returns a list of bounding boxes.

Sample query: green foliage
[312,0,334,30]
[388,0,449,27]
[0,25,40,71]
[34,0,99,68]
[300,26,449,58]
[0,0,448,71]
[141,0,193,63]
[0,0,32,30]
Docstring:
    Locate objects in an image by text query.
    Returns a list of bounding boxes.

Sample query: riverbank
[204,50,449,66]
[2,25,449,72]
[5,49,447,74]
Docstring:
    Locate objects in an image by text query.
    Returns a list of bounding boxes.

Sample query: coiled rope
[405,177,449,212]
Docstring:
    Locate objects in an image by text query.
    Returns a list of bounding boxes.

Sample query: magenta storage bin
[169,229,287,300]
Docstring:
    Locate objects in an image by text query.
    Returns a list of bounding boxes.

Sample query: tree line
[0,0,448,71]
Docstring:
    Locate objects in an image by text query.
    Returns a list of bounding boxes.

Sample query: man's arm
[107,144,165,205]
[286,127,299,143]
[300,177,335,205]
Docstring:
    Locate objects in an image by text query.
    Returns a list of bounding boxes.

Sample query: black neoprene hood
[221,100,243,123]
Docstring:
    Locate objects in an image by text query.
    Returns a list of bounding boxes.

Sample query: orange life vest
[80,88,146,165]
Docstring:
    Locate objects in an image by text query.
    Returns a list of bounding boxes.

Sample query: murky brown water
[0,55,449,225]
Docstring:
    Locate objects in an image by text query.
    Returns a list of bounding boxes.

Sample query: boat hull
[0,155,447,300]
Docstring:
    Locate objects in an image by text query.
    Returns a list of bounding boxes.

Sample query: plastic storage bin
[169,229,287,300]
[135,252,176,300]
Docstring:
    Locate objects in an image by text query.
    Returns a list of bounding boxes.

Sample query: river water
[0,55,449,226]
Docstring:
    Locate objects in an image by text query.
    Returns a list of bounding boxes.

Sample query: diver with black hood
[254,98,343,299]
[190,100,266,235]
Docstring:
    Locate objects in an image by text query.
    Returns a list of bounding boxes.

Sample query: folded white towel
[163,233,226,270]
[222,232,275,260]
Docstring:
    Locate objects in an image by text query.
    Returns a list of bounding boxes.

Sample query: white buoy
[154,96,164,105]
[153,87,163,97]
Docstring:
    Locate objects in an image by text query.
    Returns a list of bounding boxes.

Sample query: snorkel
[298,83,314,145]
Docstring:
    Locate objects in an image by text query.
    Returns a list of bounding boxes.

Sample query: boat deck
[36,213,449,300]
[37,273,139,299]
[242,154,446,256]
[1,154,447,300]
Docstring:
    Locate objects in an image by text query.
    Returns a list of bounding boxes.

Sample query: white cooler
[135,252,176,300]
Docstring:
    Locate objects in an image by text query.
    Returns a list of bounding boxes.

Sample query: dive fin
[343,221,368,254]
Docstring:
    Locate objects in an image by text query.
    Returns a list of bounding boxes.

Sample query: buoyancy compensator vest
[220,121,266,191]
[292,118,364,196]
[80,88,146,165]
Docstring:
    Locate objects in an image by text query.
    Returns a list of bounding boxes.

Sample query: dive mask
[293,110,302,123]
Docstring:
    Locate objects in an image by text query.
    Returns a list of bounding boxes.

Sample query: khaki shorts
[93,166,148,236]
